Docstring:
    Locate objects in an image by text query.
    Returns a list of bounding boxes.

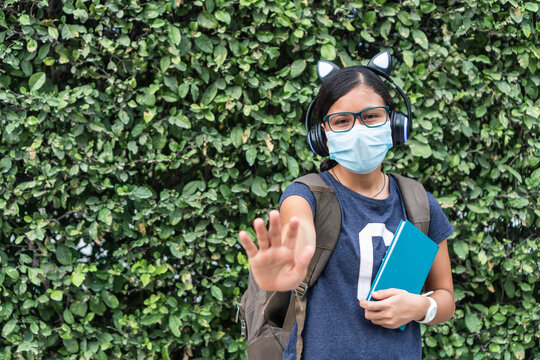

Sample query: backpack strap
[389,173,430,235]
[283,173,342,359]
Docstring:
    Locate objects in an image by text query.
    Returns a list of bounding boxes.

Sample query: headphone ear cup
[390,111,411,146]
[308,124,329,157]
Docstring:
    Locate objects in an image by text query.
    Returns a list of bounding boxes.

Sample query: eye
[329,115,352,127]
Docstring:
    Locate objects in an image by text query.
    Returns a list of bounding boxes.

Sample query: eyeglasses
[323,106,389,132]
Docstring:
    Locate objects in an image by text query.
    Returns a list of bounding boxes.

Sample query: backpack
[237,173,430,360]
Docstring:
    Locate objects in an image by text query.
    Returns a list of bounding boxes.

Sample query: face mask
[326,122,393,174]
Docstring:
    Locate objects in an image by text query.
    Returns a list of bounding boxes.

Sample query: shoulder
[279,172,335,218]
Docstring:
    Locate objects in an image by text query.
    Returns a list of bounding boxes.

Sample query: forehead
[327,85,385,114]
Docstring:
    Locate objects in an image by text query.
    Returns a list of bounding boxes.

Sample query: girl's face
[323,85,386,132]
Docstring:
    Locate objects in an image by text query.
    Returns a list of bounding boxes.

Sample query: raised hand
[239,210,315,291]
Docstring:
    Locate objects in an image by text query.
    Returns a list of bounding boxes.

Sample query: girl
[239,58,455,359]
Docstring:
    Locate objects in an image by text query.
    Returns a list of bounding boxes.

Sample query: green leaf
[453,240,469,260]
[412,29,429,49]
[290,59,306,78]
[465,311,482,333]
[101,291,119,309]
[27,38,37,52]
[63,339,79,354]
[321,44,336,61]
[286,156,299,178]
[27,268,43,285]
[214,43,227,67]
[19,14,31,26]
[48,26,59,40]
[63,309,75,324]
[198,11,218,29]
[168,25,181,45]
[0,157,12,173]
[467,203,489,214]
[133,186,153,199]
[215,10,231,24]
[0,10,6,28]
[251,177,268,197]
[2,319,17,337]
[524,2,538,11]
[56,245,72,265]
[5,267,18,280]
[98,208,113,226]
[360,29,375,42]
[363,11,377,26]
[171,114,191,129]
[410,142,432,158]
[403,50,414,67]
[497,81,512,94]
[246,148,257,166]
[29,72,46,91]
[168,315,182,337]
[195,34,213,53]
[71,272,85,287]
[51,290,63,301]
[201,82,218,105]
[231,126,243,148]
[160,56,170,72]
[210,285,223,301]
[141,273,151,287]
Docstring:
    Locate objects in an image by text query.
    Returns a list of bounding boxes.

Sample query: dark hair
[315,66,394,172]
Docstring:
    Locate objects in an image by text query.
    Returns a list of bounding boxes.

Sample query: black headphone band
[364,66,412,127]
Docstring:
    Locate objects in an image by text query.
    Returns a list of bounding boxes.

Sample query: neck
[331,164,389,199]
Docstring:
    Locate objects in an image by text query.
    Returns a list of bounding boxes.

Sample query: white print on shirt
[357,223,394,301]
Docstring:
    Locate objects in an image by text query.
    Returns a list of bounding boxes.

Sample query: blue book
[366,220,439,331]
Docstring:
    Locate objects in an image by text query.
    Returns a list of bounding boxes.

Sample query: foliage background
[0,0,538,359]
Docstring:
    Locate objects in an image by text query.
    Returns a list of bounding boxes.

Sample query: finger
[371,288,402,300]
[359,299,386,312]
[253,218,270,250]
[288,245,315,282]
[296,244,315,269]
[239,231,258,259]
[268,210,282,248]
[283,217,299,250]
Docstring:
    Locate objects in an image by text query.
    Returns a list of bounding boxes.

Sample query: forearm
[427,289,455,325]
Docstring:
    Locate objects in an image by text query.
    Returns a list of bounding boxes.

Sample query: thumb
[295,245,315,270]
[371,288,402,300]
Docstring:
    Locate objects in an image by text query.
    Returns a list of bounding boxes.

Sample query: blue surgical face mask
[326,123,393,174]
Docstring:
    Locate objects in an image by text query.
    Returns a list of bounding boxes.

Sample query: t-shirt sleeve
[279,182,316,219]
[426,192,454,244]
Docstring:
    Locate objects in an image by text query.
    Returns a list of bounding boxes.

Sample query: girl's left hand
[359,288,430,329]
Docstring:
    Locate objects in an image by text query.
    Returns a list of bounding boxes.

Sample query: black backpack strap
[292,173,341,288]
[389,173,430,235]
[283,173,341,359]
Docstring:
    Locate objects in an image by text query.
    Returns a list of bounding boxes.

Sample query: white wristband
[417,294,437,324]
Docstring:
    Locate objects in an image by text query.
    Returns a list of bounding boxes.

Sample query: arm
[238,195,316,291]
[359,239,455,328]
[279,195,316,260]
[422,239,455,324]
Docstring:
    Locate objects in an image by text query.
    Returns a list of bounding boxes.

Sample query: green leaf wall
[0,0,538,359]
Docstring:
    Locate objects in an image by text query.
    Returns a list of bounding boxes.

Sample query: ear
[367,50,392,77]
[317,60,340,82]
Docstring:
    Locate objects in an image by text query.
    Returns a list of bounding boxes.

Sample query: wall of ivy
[0,0,538,359]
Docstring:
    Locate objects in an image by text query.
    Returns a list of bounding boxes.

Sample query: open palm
[239,210,315,291]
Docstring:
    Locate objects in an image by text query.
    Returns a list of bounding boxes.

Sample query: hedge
[0,0,538,359]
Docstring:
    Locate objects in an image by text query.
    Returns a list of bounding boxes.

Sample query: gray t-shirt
[279,171,454,360]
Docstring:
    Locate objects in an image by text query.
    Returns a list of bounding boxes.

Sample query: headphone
[305,51,412,157]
